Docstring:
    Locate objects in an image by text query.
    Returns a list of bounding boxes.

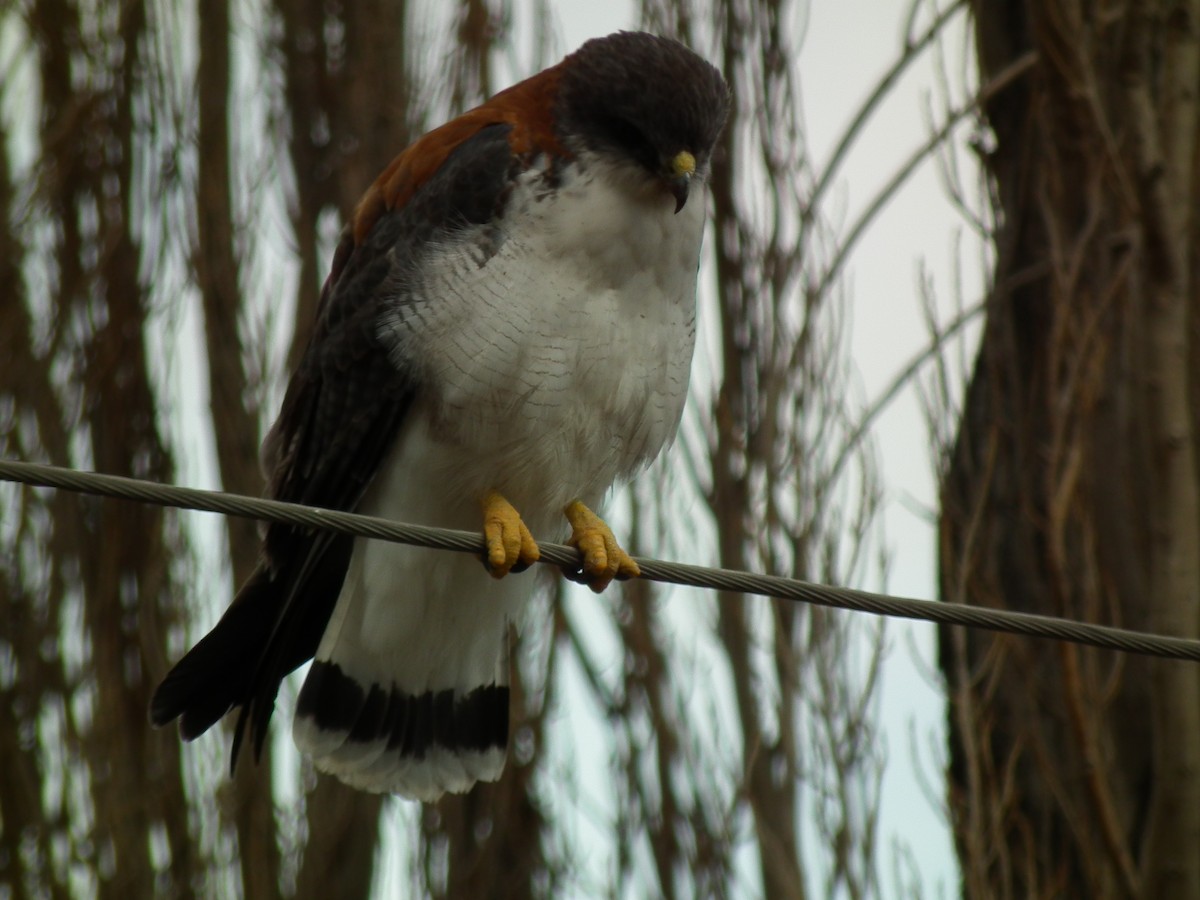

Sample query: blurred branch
[813,49,1035,302]
[828,299,984,491]
[806,0,967,222]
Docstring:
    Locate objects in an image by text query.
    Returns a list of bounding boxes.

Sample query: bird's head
[554,32,730,213]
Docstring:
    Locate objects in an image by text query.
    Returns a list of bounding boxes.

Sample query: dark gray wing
[150,123,520,765]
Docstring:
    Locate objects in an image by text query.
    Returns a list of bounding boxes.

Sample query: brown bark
[76,0,189,892]
[293,781,383,900]
[941,1,1200,896]
[277,0,413,359]
[0,109,76,900]
[335,0,414,220]
[0,0,200,895]
[278,0,336,358]
[196,1,282,896]
[1123,3,1200,893]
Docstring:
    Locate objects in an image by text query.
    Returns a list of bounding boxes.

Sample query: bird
[150,31,729,800]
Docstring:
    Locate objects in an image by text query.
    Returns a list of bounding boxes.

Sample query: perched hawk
[152,31,729,800]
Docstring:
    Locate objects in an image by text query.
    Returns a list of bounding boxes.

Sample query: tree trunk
[941,2,1200,896]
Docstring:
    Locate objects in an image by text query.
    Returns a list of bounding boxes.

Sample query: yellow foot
[481,490,540,578]
[563,500,641,593]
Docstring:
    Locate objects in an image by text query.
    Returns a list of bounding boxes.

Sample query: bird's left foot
[563,500,640,593]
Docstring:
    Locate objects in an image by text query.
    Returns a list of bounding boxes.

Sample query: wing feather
[151,124,525,763]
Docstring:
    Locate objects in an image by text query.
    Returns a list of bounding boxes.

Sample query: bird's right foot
[481,490,540,577]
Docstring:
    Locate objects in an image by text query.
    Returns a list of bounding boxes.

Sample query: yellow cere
[671,150,696,177]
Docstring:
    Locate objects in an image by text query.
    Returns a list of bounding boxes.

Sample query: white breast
[296,158,709,791]
[377,154,706,522]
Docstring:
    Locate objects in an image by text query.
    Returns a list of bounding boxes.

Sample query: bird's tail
[290,546,513,799]
[292,650,510,800]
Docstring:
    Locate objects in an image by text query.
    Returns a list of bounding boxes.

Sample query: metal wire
[4,457,1200,662]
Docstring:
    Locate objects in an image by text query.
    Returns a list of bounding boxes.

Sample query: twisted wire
[3,458,1199,663]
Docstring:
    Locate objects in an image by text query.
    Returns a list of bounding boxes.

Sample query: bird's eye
[598,115,658,171]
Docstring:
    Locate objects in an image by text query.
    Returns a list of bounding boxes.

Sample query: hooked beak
[668,150,697,214]
[669,173,692,214]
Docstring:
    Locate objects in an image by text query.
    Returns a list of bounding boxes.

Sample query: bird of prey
[151,31,729,800]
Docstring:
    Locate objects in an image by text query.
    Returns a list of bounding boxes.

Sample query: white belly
[376,157,705,519]
[298,157,708,794]
[324,156,706,685]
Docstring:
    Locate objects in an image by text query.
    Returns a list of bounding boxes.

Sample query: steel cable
[4,458,1199,662]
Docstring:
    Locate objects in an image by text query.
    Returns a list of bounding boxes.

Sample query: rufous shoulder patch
[351,65,569,244]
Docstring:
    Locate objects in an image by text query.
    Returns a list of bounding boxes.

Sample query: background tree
[1,0,970,896]
[939,1,1200,897]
